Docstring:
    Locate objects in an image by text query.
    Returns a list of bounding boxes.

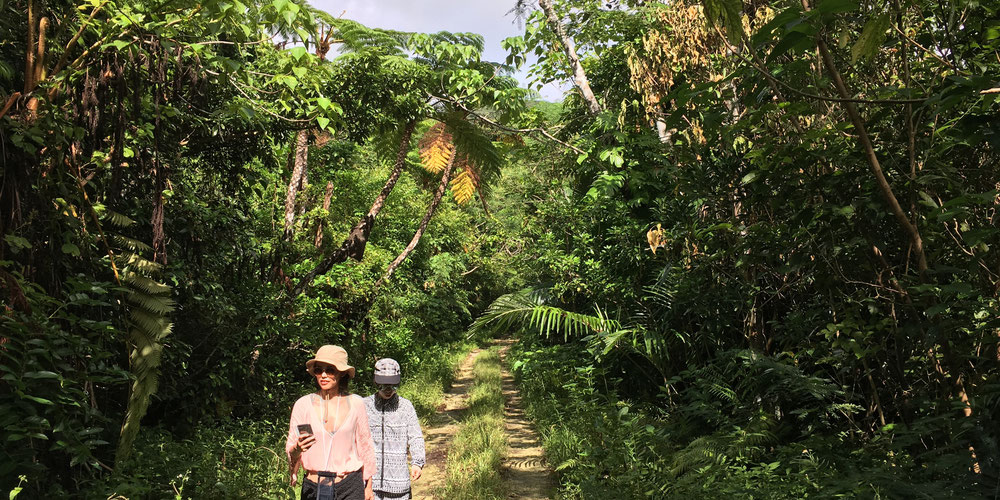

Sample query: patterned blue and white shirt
[364,394,426,499]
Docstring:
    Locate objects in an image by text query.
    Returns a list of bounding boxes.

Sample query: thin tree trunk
[151,160,167,265]
[377,148,458,287]
[291,120,416,297]
[25,0,36,94]
[283,129,309,240]
[815,40,929,276]
[537,0,602,115]
[34,17,48,86]
[314,181,335,248]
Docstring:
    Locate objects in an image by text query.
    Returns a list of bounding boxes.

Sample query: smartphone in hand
[297,424,313,436]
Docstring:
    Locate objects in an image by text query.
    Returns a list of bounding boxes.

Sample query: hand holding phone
[296,424,315,453]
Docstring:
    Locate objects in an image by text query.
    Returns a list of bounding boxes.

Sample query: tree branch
[433,93,586,156]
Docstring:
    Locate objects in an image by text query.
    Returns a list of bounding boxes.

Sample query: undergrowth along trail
[415,340,554,500]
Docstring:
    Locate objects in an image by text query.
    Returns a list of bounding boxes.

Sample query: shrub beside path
[410,340,555,499]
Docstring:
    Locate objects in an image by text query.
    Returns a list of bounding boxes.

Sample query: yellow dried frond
[647,223,667,254]
[625,1,725,119]
[419,123,455,174]
[450,169,476,205]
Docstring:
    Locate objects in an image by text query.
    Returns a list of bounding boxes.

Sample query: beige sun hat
[305,345,356,378]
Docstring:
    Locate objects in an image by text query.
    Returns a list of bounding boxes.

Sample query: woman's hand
[289,472,298,487]
[410,465,422,481]
[296,433,316,453]
[364,480,374,500]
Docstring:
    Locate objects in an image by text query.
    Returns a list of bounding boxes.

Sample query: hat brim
[306,359,356,378]
[373,373,400,385]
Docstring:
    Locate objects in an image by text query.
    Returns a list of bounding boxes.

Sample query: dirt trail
[412,341,555,499]
[410,348,481,499]
[497,338,555,499]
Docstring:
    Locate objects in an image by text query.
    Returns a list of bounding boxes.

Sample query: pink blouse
[286,393,376,481]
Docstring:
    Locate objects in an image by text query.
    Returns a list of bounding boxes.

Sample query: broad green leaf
[851,14,890,63]
[815,0,858,15]
[289,46,307,62]
[61,243,81,256]
[4,234,31,250]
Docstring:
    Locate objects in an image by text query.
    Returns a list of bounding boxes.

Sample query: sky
[308,0,569,101]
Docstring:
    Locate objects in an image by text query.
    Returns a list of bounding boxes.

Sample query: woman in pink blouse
[287,345,376,500]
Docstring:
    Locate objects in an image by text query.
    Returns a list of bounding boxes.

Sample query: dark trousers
[300,470,364,500]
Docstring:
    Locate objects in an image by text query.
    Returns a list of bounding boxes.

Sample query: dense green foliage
[481,0,1000,497]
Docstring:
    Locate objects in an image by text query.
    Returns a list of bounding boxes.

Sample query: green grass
[399,341,477,425]
[441,347,507,500]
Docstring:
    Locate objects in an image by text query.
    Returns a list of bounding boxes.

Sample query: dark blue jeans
[300,470,363,500]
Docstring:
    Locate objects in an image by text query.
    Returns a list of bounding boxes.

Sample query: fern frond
[103,210,136,228]
[444,115,501,194]
[450,168,476,205]
[113,246,173,465]
[471,288,621,341]
[418,122,454,173]
[126,290,176,315]
[112,235,152,253]
[122,273,171,295]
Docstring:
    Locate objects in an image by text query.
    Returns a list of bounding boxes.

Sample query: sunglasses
[377,384,397,392]
[312,365,341,376]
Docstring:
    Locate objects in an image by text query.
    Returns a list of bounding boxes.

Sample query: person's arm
[405,400,426,479]
[286,403,302,486]
[354,396,377,500]
[286,398,316,487]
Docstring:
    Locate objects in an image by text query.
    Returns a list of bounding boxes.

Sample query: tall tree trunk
[314,181,335,248]
[291,120,416,297]
[283,129,309,240]
[377,148,458,287]
[537,0,602,115]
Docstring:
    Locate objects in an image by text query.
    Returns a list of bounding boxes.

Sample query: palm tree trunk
[291,120,416,297]
[538,0,602,115]
[283,129,309,240]
[377,147,458,287]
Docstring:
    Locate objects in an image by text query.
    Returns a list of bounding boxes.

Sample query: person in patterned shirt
[363,358,426,500]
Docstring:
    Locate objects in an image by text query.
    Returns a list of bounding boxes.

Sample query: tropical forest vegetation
[1,0,998,498]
